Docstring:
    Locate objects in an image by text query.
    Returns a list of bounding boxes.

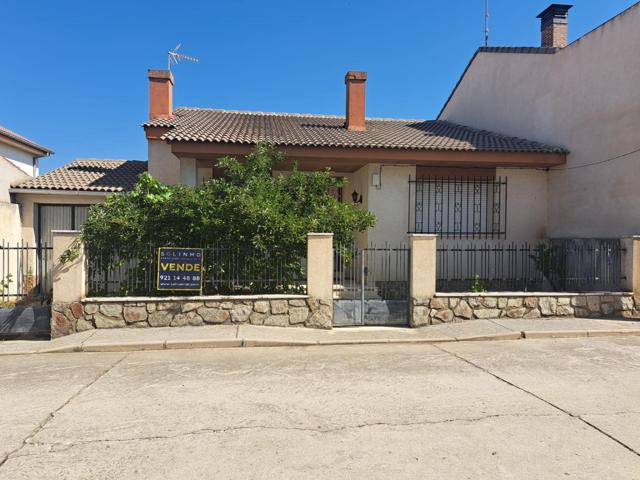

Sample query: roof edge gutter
[9,189,110,196]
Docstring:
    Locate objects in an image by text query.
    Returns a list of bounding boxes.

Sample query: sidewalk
[2,317,640,356]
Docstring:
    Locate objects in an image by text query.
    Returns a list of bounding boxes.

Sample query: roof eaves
[0,127,53,156]
[9,187,109,195]
[164,135,568,155]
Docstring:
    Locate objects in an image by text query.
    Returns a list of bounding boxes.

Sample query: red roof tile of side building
[10,159,147,193]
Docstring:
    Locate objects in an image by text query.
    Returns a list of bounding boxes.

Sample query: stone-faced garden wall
[411,293,640,327]
[51,295,332,338]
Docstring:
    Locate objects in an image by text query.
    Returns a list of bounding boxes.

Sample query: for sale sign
[157,247,203,291]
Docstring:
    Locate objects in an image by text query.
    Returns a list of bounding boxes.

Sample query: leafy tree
[77,144,375,294]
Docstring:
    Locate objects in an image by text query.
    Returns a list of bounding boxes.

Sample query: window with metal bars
[407,176,507,239]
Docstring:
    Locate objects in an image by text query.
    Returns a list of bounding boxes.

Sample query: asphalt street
[1,336,639,479]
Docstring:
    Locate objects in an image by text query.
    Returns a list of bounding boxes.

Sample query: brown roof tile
[11,159,147,192]
[144,108,568,154]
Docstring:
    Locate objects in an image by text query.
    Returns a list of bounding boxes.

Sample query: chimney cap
[345,71,367,83]
[148,69,174,83]
[537,4,573,23]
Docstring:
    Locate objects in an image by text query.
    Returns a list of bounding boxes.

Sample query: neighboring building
[10,159,146,245]
[143,70,566,247]
[439,3,640,238]
[0,125,52,243]
[0,125,52,200]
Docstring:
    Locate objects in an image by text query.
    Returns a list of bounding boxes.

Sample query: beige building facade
[144,67,566,249]
[440,3,640,238]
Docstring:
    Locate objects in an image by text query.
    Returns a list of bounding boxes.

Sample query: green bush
[75,145,375,294]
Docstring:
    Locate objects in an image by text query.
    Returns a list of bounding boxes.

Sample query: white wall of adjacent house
[0,150,31,243]
[0,142,38,177]
[440,4,640,238]
[0,156,31,204]
[148,139,181,184]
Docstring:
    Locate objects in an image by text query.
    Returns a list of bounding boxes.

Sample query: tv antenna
[168,43,199,70]
[484,0,490,47]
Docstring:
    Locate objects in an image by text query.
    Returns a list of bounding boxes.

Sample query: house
[9,159,146,246]
[15,2,637,253]
[143,71,566,248]
[439,2,640,238]
[0,125,52,243]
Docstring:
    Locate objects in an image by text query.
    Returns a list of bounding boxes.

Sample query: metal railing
[86,245,306,297]
[334,244,410,301]
[0,240,53,302]
[437,239,625,293]
[408,176,508,239]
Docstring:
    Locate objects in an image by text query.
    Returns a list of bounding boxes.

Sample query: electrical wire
[549,146,640,171]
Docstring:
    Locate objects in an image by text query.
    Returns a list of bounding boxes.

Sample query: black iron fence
[408,176,508,239]
[334,244,410,301]
[86,245,306,297]
[437,239,625,293]
[0,240,53,302]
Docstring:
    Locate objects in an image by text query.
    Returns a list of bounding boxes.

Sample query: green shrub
[70,145,375,294]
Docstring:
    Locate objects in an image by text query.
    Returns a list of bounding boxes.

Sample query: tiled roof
[0,125,53,155]
[145,108,567,154]
[11,159,147,192]
[477,47,559,54]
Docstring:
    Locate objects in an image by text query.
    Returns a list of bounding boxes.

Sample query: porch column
[51,230,86,337]
[622,236,640,294]
[408,234,437,327]
[306,233,334,329]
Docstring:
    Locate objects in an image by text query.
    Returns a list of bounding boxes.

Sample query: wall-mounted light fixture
[371,171,381,189]
[351,190,363,204]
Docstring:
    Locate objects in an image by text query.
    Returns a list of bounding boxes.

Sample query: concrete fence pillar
[306,233,334,329]
[408,234,437,327]
[622,236,640,295]
[51,231,85,337]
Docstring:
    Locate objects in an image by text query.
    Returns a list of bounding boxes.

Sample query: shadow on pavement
[0,306,51,340]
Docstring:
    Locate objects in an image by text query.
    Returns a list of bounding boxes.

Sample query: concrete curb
[2,328,640,356]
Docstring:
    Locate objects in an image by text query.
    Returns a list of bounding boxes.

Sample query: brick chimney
[148,69,174,120]
[345,71,367,131]
[537,4,573,48]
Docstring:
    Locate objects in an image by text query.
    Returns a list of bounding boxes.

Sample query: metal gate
[0,240,54,302]
[333,245,409,326]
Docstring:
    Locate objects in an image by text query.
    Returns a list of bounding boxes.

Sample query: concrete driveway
[0,307,50,340]
[1,337,639,479]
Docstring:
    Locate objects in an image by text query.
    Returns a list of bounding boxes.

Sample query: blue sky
[3,0,636,173]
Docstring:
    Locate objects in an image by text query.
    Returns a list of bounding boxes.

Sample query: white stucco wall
[363,164,416,247]
[440,4,640,238]
[148,140,181,184]
[353,164,545,247]
[180,158,197,186]
[0,202,21,243]
[1,157,30,203]
[497,168,547,241]
[0,142,37,177]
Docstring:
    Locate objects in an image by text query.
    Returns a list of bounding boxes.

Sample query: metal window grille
[408,176,507,239]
